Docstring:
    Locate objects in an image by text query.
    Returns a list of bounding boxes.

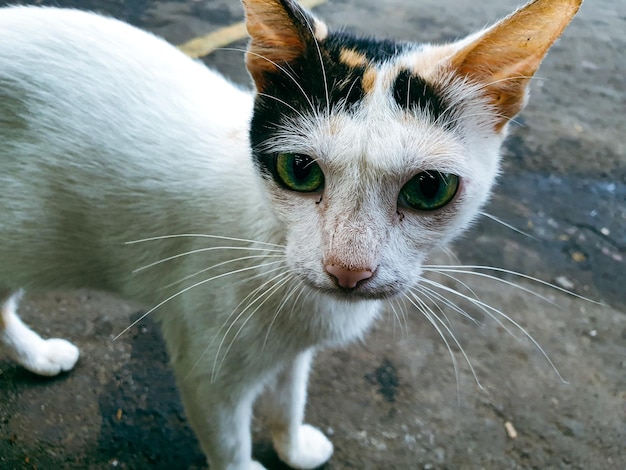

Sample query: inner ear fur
[242,0,324,91]
[448,0,582,131]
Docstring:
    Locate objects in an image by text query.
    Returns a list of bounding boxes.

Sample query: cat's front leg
[177,374,267,470]
[0,290,79,376]
[264,349,333,469]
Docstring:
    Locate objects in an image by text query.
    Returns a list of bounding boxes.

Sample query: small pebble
[579,60,598,71]
[555,276,575,290]
[504,421,518,439]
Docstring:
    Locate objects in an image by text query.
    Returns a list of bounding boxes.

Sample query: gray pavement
[0,0,624,469]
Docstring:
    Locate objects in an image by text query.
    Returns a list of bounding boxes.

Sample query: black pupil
[292,154,312,181]
[419,173,441,199]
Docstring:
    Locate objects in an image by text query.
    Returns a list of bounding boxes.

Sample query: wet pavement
[1,0,624,469]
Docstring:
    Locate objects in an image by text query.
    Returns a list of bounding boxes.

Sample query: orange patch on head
[361,67,378,94]
[339,48,368,68]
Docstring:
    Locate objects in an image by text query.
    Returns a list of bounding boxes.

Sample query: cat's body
[0,1,581,469]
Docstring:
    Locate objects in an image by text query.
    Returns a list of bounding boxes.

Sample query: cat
[0,0,582,468]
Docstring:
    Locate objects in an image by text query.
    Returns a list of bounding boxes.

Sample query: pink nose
[325,264,373,289]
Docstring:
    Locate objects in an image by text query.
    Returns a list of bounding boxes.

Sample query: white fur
[0,6,505,470]
[0,291,79,376]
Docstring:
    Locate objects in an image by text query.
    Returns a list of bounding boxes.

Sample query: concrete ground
[0,0,624,469]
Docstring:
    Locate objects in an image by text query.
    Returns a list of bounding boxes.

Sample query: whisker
[480,211,535,239]
[126,233,285,248]
[404,291,467,400]
[218,47,317,117]
[213,272,294,380]
[406,73,411,110]
[424,267,557,307]
[258,92,307,121]
[420,278,567,383]
[113,260,285,341]
[133,246,285,273]
[388,298,408,340]
[442,110,522,128]
[203,269,290,380]
[424,265,602,305]
[220,263,292,327]
[438,246,461,265]
[417,283,481,326]
[414,284,454,327]
[184,264,290,380]
[262,279,302,353]
[227,263,291,290]
[409,287,484,392]
[288,282,311,321]
[420,276,518,340]
[303,17,330,115]
[162,254,287,289]
[340,76,361,114]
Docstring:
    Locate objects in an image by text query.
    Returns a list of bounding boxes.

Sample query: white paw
[273,424,333,469]
[249,461,267,470]
[20,337,80,376]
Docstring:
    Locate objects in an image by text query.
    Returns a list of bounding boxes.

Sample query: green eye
[275,153,324,193]
[399,171,459,211]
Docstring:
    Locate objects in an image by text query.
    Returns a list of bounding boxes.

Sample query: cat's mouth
[323,286,400,301]
[302,274,404,301]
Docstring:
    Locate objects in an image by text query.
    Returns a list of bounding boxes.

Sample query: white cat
[0,0,581,469]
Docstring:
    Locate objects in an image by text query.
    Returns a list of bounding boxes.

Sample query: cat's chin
[305,281,404,302]
[324,288,398,301]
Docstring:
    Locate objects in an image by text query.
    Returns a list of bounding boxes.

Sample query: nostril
[325,264,373,289]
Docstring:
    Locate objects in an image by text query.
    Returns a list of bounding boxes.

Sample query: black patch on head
[325,30,409,64]
[392,69,448,123]
[250,28,411,176]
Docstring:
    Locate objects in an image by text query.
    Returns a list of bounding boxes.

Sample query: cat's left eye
[398,171,459,211]
[274,153,324,193]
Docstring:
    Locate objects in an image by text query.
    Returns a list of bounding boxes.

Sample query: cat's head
[242,0,581,299]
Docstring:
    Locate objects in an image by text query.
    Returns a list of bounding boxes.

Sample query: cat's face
[242,0,580,299]
[251,49,503,299]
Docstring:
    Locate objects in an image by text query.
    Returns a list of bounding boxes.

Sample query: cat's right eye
[274,153,324,193]
[398,171,459,211]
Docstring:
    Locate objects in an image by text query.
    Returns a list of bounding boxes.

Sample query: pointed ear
[448,0,582,131]
[242,0,328,91]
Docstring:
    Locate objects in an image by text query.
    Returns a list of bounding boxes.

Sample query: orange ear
[449,0,582,131]
[242,0,326,91]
